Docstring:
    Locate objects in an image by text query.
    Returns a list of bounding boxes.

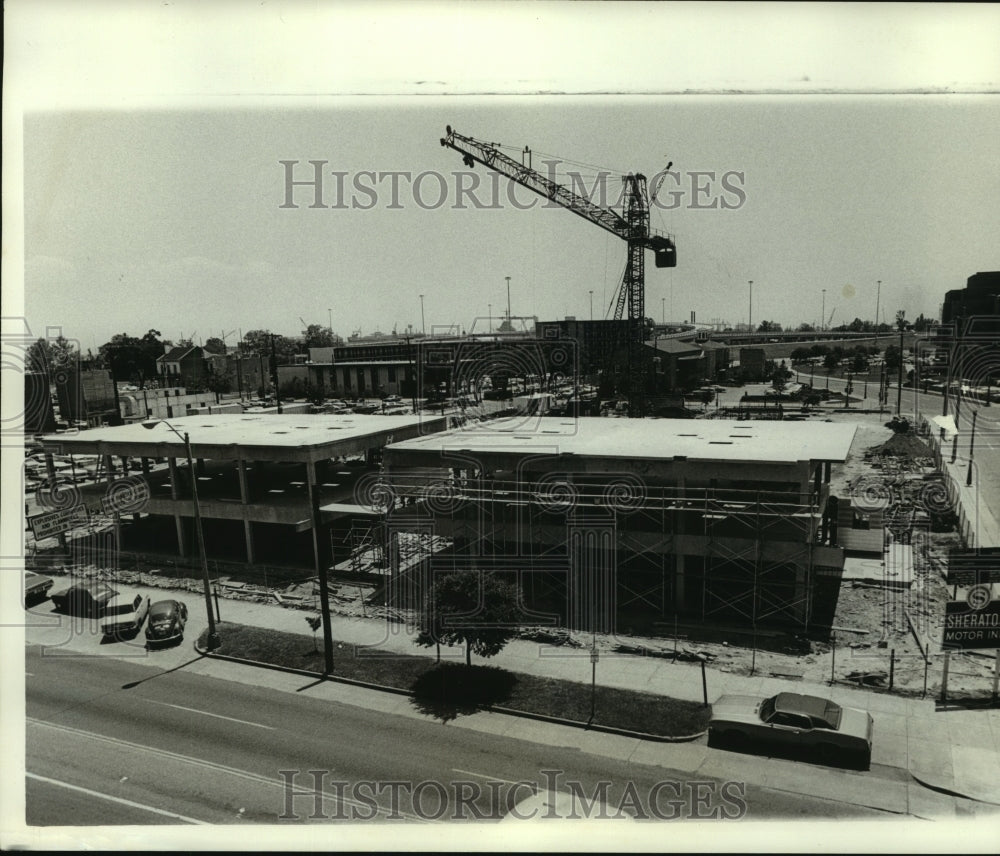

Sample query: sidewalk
[197,592,1000,811]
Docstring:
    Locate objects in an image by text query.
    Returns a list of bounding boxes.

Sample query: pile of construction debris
[865,430,935,464]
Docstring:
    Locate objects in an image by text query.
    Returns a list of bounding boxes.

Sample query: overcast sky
[9,3,999,356]
[22,94,999,351]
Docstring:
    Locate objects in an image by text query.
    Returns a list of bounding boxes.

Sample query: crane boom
[440,125,677,417]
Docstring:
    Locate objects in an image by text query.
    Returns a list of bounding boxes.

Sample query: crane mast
[440,126,676,417]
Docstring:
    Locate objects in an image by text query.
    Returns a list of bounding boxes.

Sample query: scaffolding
[380,470,833,633]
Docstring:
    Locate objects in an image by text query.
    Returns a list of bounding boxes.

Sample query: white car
[101,592,151,638]
[709,692,873,768]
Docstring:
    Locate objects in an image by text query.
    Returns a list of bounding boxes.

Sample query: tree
[99,329,169,384]
[790,347,811,364]
[302,324,341,349]
[884,344,902,371]
[911,313,935,333]
[895,310,909,332]
[203,337,226,355]
[416,571,521,666]
[771,360,792,392]
[27,335,78,376]
[795,323,815,333]
[756,320,783,333]
[242,329,297,360]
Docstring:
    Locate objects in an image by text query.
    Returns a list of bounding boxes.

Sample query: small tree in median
[417,570,521,666]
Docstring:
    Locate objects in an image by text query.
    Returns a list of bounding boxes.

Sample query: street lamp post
[142,419,220,650]
[505,276,512,326]
[419,294,425,336]
[590,290,594,322]
[821,289,826,332]
[874,280,881,341]
[748,280,753,333]
[967,409,978,486]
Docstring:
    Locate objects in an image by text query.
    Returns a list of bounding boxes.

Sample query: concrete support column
[168,456,187,556]
[238,459,255,564]
[140,457,150,475]
[104,455,115,484]
[119,455,130,477]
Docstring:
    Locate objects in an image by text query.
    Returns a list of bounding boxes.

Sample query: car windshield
[149,605,174,620]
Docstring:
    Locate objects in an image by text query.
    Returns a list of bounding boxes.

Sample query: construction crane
[440,126,677,417]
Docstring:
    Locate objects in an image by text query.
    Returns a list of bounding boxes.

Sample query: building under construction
[380,417,856,636]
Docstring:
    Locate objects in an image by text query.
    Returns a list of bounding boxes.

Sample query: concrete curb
[908,770,1000,808]
[193,640,707,744]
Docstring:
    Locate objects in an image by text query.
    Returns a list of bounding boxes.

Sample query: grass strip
[201,622,711,737]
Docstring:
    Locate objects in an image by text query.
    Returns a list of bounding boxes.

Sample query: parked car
[383,394,403,404]
[100,592,151,638]
[708,692,873,768]
[145,599,189,646]
[51,581,118,617]
[24,571,55,604]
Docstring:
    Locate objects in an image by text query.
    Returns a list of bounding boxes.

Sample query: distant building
[941,271,1000,332]
[739,347,767,382]
[24,372,57,433]
[55,368,118,427]
[645,337,705,391]
[156,345,208,389]
[697,340,731,380]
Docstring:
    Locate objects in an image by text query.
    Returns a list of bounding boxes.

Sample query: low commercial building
[381,417,855,634]
[37,413,447,571]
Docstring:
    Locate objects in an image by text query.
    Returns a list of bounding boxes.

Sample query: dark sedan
[24,571,55,604]
[145,599,188,646]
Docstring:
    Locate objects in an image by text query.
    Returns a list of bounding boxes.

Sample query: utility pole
[748,280,753,332]
[896,326,903,416]
[875,280,881,341]
[590,290,594,322]
[821,289,826,333]
[419,294,425,336]
[271,333,283,414]
[505,276,512,325]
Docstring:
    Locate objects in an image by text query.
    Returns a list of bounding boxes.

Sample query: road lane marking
[141,698,274,729]
[26,772,208,824]
[27,718,428,821]
[451,768,533,787]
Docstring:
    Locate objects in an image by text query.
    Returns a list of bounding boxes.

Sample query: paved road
[793,370,1000,540]
[24,645,897,828]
